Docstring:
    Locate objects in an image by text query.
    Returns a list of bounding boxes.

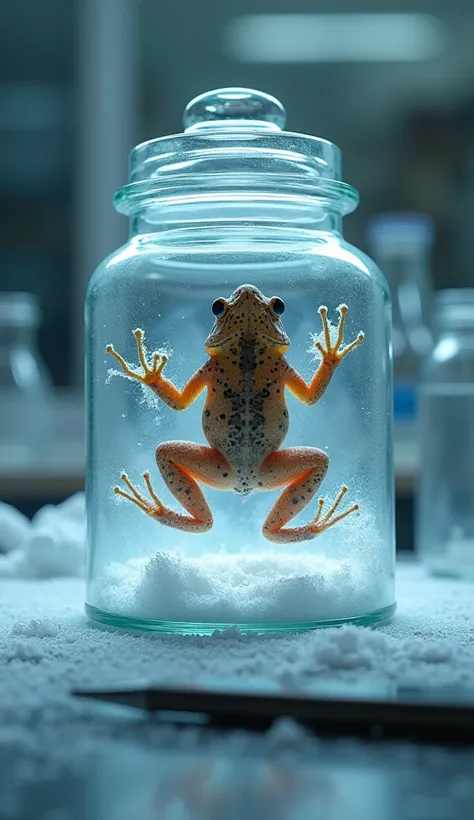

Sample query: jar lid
[183,87,287,133]
[114,87,358,216]
[0,292,41,327]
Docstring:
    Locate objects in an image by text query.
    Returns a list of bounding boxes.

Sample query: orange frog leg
[114,442,233,533]
[285,304,365,406]
[106,328,208,410]
[260,447,358,544]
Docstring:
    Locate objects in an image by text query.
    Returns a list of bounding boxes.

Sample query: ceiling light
[223,14,446,63]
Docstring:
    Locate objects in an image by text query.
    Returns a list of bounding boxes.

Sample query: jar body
[367,214,434,441]
[0,303,53,466]
[417,313,474,579]
[85,229,395,632]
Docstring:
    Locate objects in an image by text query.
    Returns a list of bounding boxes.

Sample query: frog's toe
[311,485,359,534]
[142,470,166,516]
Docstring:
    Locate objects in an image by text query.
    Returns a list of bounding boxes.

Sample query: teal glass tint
[85,88,396,633]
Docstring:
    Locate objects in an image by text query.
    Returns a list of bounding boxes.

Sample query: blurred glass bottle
[367,213,434,437]
[417,290,474,579]
[0,292,53,465]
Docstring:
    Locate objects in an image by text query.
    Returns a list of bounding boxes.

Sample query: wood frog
[106,284,364,543]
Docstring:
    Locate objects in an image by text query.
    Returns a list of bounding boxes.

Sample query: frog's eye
[212,298,227,317]
[271,297,285,317]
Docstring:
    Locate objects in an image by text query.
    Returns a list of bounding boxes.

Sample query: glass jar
[0,292,53,466]
[85,87,395,633]
[416,289,474,579]
[367,213,434,439]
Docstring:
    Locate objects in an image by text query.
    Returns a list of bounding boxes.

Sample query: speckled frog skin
[106,285,364,543]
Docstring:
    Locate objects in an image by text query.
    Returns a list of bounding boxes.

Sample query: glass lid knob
[183,87,287,133]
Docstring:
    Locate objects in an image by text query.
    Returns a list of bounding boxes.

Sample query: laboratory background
[1,2,474,819]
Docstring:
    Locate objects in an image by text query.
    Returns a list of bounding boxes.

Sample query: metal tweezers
[72,683,474,745]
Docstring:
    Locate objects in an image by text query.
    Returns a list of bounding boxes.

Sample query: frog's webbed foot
[316,304,364,369]
[310,485,358,535]
[114,472,166,519]
[261,449,359,544]
[263,482,359,544]
[106,329,167,385]
[114,450,217,533]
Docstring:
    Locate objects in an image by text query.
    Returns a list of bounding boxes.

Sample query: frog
[106,284,364,543]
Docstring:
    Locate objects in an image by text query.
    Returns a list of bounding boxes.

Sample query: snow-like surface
[0,568,473,818]
[0,494,472,712]
[0,494,85,579]
[1,562,473,719]
[95,546,388,623]
[0,498,474,820]
[0,502,30,553]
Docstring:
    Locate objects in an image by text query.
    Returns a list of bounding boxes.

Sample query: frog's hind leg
[260,447,358,544]
[114,442,232,533]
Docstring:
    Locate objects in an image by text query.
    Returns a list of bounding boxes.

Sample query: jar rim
[113,176,359,217]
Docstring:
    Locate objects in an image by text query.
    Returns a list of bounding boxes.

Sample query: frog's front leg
[285,304,364,405]
[259,447,358,543]
[106,328,207,410]
[114,443,233,533]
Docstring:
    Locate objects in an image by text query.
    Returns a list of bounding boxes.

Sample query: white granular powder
[94,548,388,624]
